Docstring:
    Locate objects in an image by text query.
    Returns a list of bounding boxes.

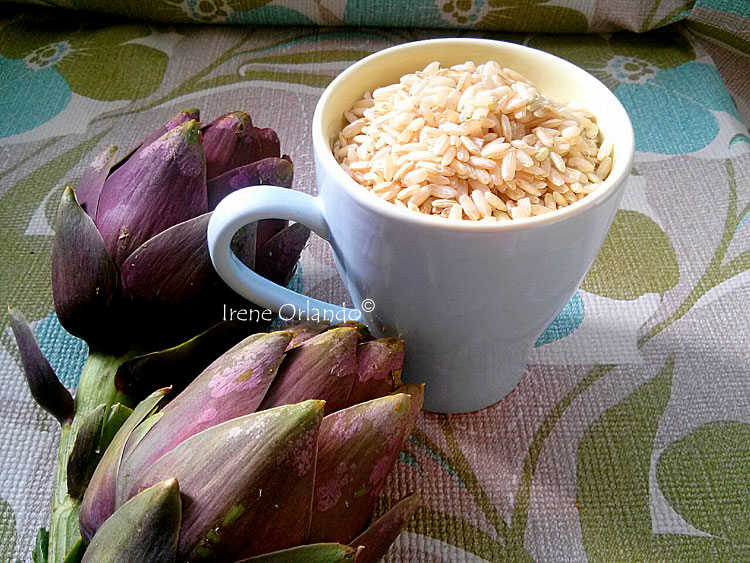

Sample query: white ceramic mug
[207,38,634,413]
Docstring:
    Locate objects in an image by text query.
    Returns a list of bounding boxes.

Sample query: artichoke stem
[48,351,131,562]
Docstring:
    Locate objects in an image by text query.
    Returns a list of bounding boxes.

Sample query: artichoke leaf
[95,121,207,268]
[347,339,404,407]
[67,404,107,500]
[76,145,116,218]
[259,328,358,415]
[255,222,311,288]
[349,493,421,563]
[52,188,123,351]
[115,320,268,400]
[307,393,415,544]
[8,308,74,425]
[119,401,324,562]
[81,479,181,563]
[116,331,292,491]
[79,387,170,542]
[235,543,361,562]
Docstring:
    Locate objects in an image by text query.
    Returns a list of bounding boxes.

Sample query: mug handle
[207,185,361,322]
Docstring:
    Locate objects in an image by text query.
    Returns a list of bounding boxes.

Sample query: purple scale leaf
[259,327,358,415]
[206,156,293,210]
[116,331,292,498]
[118,400,323,561]
[52,187,123,351]
[255,222,311,287]
[108,108,200,177]
[95,121,207,268]
[8,308,74,425]
[285,321,329,350]
[76,145,116,218]
[349,493,421,563]
[115,320,269,401]
[347,338,404,407]
[393,383,425,437]
[328,321,372,341]
[202,111,280,180]
[119,213,259,349]
[306,393,415,545]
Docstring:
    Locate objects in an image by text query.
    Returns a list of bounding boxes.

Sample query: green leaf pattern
[0,498,17,563]
[657,421,750,544]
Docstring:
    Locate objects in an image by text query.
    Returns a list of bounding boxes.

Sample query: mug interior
[312,38,635,230]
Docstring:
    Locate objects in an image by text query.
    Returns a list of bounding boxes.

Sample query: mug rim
[312,38,635,232]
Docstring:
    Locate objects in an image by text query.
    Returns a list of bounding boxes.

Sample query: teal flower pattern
[615,61,740,154]
[528,31,740,155]
[535,292,585,347]
[0,14,168,137]
[0,54,71,137]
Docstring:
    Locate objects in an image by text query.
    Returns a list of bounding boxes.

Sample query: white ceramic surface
[207,38,635,413]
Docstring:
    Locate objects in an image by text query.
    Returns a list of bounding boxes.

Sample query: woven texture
[1,5,749,562]
[1,0,748,40]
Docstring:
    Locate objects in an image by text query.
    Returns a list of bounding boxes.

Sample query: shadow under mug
[207,38,635,413]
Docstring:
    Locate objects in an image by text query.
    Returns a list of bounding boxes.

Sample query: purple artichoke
[9,110,324,562]
[80,326,421,562]
[54,109,307,351]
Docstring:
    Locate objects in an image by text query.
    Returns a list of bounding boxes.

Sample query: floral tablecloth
[1,1,749,561]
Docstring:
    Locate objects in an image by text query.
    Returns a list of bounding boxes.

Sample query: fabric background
[1,1,749,561]
[1,0,748,42]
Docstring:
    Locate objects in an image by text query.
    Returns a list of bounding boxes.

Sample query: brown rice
[334,60,613,221]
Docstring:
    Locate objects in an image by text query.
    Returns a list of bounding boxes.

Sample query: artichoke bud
[95,120,208,268]
[81,478,181,563]
[8,307,74,425]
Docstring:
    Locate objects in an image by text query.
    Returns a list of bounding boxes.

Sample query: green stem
[508,365,615,549]
[641,159,740,345]
[48,351,129,563]
[434,418,524,555]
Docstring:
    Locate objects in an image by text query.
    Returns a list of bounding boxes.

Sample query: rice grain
[335,60,612,221]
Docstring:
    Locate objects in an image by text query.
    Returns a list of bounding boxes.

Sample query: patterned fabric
[0,0,747,39]
[1,5,749,562]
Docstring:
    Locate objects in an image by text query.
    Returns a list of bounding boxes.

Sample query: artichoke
[79,325,422,562]
[10,109,314,561]
[55,108,306,351]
